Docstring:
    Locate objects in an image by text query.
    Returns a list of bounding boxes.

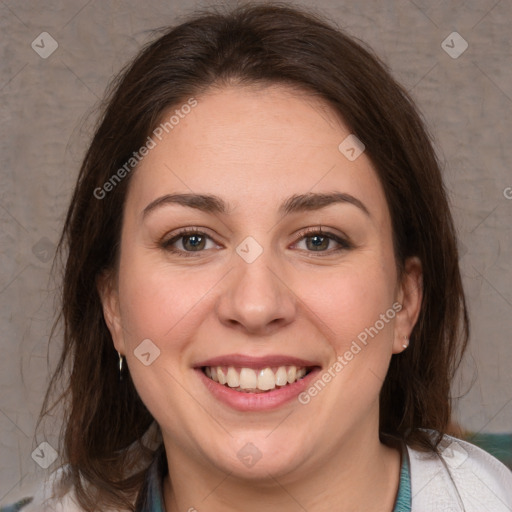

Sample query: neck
[161,428,402,512]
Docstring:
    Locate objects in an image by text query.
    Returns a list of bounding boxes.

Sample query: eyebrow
[279,192,370,217]
[142,193,228,218]
[142,191,370,219]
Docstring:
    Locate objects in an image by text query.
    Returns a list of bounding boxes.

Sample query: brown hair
[39,2,469,510]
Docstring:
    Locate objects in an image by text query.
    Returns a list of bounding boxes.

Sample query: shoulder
[6,466,131,512]
[407,431,512,511]
[7,440,163,512]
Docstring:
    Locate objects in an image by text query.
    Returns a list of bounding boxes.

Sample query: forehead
[126,84,389,225]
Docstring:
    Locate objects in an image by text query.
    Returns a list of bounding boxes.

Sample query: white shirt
[408,433,512,511]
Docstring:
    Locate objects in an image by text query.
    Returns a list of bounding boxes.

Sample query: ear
[392,256,423,354]
[96,269,126,355]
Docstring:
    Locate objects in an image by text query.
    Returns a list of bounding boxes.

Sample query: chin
[205,435,309,481]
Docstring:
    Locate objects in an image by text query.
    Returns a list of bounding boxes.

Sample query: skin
[99,84,422,512]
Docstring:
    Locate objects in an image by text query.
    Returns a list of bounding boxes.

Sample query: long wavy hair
[38,3,469,510]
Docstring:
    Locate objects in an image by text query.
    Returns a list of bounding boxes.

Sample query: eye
[161,228,219,255]
[293,227,352,254]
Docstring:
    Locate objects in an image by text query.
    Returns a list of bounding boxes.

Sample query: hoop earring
[402,335,409,349]
[118,351,124,381]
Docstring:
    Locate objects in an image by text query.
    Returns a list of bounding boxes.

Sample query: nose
[215,248,297,336]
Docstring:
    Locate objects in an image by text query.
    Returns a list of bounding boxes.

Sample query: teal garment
[1,444,411,511]
[0,497,33,512]
[465,432,512,469]
[392,444,412,512]
[135,445,166,511]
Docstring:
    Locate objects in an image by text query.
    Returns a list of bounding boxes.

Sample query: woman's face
[100,84,421,481]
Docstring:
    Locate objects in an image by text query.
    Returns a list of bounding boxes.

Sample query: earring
[402,335,409,349]
[118,351,124,380]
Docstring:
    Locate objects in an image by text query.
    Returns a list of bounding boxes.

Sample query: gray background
[1,0,511,505]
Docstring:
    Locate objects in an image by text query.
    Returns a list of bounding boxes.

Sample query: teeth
[217,367,227,385]
[258,368,275,390]
[296,368,306,379]
[204,365,310,392]
[275,366,288,386]
[239,368,258,389]
[226,367,239,388]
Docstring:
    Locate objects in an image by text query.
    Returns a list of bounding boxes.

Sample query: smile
[203,365,311,393]
[194,354,322,411]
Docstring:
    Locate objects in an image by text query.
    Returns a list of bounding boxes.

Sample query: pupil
[308,235,327,250]
[185,235,204,250]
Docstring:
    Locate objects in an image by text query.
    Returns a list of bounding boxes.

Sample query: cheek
[117,253,216,345]
[300,261,397,356]
[115,255,217,431]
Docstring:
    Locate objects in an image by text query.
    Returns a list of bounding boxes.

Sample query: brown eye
[305,234,331,251]
[293,228,352,254]
[161,229,220,257]
[181,234,206,251]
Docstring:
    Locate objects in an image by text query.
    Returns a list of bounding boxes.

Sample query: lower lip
[196,367,322,411]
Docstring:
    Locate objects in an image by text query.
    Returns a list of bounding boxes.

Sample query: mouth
[201,365,314,393]
[194,354,322,411]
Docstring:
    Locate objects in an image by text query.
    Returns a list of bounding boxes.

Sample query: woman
[6,3,511,511]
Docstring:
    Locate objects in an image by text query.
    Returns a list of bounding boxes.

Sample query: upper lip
[194,354,321,369]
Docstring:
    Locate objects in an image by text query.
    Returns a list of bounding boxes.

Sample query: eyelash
[160,226,353,258]
[160,228,217,258]
[294,227,352,254]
